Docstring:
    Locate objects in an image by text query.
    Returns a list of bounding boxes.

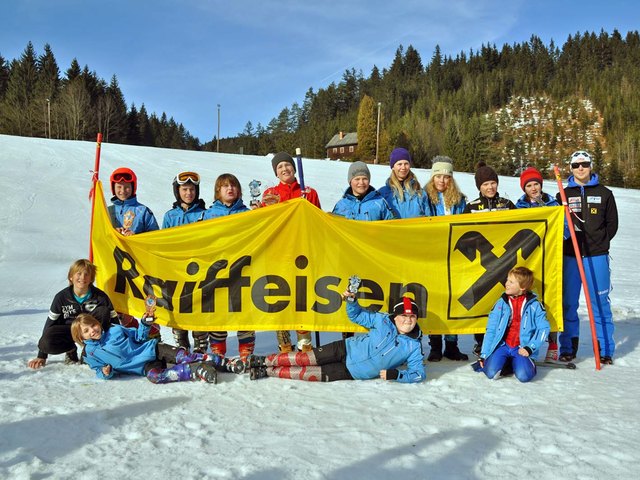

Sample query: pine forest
[1,30,639,187]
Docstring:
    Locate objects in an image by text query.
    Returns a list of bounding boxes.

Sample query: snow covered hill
[0,134,638,479]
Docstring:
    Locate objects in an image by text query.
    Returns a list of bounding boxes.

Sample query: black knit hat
[392,297,419,316]
[474,162,498,190]
[271,152,296,176]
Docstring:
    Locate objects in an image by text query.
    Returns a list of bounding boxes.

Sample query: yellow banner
[92,181,564,334]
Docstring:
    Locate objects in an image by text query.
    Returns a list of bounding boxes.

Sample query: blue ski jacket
[344,301,425,383]
[332,186,395,221]
[162,200,206,228]
[479,292,550,361]
[109,196,159,233]
[515,192,559,208]
[83,322,158,380]
[378,179,429,218]
[426,192,467,216]
[202,198,249,220]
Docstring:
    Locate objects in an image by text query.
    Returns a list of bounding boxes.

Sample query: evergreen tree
[356,94,377,162]
[138,104,153,146]
[1,42,38,136]
[100,75,127,143]
[0,53,9,99]
[34,44,60,138]
[126,103,140,145]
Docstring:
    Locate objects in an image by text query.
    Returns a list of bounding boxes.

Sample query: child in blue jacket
[516,167,561,363]
[247,293,425,383]
[109,167,159,235]
[162,171,207,349]
[71,313,242,384]
[478,267,550,382]
[332,161,395,221]
[162,171,207,228]
[198,174,255,361]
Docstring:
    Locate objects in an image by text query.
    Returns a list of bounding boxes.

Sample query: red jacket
[262,180,321,208]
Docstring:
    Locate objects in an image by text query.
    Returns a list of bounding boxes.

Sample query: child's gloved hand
[140,314,155,326]
[471,359,485,372]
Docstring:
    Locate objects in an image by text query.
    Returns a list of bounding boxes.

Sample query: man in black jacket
[557,151,618,364]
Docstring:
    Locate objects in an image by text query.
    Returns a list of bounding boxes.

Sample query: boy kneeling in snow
[247,291,425,383]
[477,267,550,382]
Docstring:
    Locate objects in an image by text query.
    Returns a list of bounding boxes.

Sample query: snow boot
[210,340,227,358]
[276,330,292,353]
[473,333,484,357]
[175,348,209,364]
[146,363,194,384]
[65,348,79,365]
[192,331,211,354]
[443,341,469,361]
[600,356,613,365]
[172,328,190,350]
[248,355,267,368]
[560,337,579,362]
[250,365,268,380]
[545,342,559,362]
[427,335,443,362]
[190,362,218,384]
[238,341,254,362]
[296,331,313,352]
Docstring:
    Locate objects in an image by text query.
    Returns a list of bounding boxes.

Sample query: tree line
[2,31,639,188]
[0,42,199,149]
[219,30,640,188]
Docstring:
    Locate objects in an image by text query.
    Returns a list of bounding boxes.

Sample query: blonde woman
[424,156,469,362]
[378,147,428,218]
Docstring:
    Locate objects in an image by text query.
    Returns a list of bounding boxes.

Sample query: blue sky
[2,0,638,142]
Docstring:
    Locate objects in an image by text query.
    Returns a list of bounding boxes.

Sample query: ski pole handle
[296,147,306,193]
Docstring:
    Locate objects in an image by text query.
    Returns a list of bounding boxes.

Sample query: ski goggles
[112,172,135,183]
[176,171,200,185]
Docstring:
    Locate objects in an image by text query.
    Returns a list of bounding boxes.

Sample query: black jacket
[463,193,516,213]
[557,174,618,257]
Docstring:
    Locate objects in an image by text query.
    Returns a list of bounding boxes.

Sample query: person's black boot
[473,333,484,357]
[443,341,469,361]
[571,337,579,357]
[427,335,443,362]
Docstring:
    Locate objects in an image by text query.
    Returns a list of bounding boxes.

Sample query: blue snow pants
[484,344,537,383]
[560,254,614,357]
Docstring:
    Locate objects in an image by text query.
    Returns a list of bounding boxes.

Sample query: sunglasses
[176,171,200,185]
[571,161,591,169]
[112,172,134,183]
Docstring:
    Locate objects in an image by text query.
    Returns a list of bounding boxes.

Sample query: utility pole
[217,104,221,153]
[375,102,381,164]
[46,98,51,139]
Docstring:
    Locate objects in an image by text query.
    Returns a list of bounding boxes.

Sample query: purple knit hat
[389,148,412,168]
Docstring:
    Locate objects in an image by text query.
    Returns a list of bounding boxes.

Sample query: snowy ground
[0,134,638,479]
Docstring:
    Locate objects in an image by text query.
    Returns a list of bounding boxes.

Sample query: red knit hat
[520,167,543,191]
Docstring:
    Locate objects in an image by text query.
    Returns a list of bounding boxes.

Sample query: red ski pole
[553,165,601,370]
[88,133,103,262]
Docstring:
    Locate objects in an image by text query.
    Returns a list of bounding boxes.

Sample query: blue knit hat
[389,148,412,168]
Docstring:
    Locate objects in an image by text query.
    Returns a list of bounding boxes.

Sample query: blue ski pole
[296,147,306,197]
